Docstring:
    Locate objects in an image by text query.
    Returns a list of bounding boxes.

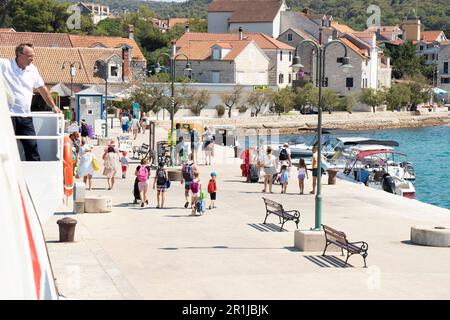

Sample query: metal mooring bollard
[57,217,78,242]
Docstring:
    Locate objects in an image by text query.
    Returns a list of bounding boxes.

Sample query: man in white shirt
[0,43,60,161]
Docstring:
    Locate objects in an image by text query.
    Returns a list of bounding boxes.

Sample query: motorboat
[337,149,416,199]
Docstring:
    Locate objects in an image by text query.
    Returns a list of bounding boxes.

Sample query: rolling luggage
[249,164,259,183]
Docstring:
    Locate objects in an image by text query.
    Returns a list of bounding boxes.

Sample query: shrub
[215,105,225,117]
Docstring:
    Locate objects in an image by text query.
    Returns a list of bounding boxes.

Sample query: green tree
[359,88,386,113]
[321,89,341,114]
[385,83,411,111]
[407,81,431,109]
[269,87,295,116]
[247,89,270,116]
[215,105,225,117]
[388,41,428,79]
[338,93,359,113]
[295,82,317,113]
[188,90,210,116]
[221,85,244,118]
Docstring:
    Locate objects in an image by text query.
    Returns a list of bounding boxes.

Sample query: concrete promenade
[44,123,450,299]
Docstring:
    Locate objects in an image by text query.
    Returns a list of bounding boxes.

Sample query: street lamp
[291,39,352,231]
[94,57,122,138]
[62,61,82,97]
[155,41,192,166]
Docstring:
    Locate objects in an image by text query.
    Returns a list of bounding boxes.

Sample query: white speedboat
[338,149,416,199]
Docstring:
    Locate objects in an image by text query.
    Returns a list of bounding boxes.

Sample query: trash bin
[327,169,338,185]
[57,217,77,242]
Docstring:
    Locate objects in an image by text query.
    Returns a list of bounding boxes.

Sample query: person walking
[153,161,169,209]
[136,158,151,207]
[262,146,278,193]
[279,165,289,194]
[78,145,96,190]
[120,113,129,134]
[131,115,140,140]
[190,171,202,216]
[120,151,129,179]
[80,119,89,144]
[202,127,214,165]
[180,154,199,209]
[207,171,217,210]
[103,146,120,190]
[1,43,61,161]
[297,158,309,194]
[191,128,200,163]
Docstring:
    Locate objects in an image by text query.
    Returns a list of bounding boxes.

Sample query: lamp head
[340,56,353,74]
[184,61,192,73]
[291,55,304,71]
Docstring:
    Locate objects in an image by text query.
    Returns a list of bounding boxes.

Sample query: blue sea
[239,126,450,210]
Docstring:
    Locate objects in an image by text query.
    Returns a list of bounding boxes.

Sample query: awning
[356,150,406,158]
[345,139,399,147]
[50,82,71,97]
[433,87,448,95]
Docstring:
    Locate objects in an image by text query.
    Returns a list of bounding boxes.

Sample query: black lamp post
[155,41,192,166]
[291,39,353,230]
[95,57,121,138]
[62,61,82,97]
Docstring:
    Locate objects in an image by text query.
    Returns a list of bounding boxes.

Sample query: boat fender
[381,174,395,194]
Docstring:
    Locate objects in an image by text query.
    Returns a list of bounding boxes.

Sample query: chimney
[122,46,130,81]
[128,25,134,40]
[185,24,190,33]
[332,29,338,39]
[319,27,323,45]
[239,27,243,40]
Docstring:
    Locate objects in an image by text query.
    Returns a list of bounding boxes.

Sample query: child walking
[207,171,217,210]
[190,171,201,216]
[297,158,309,194]
[153,161,169,209]
[120,151,129,178]
[279,165,289,194]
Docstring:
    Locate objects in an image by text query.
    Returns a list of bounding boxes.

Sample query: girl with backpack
[135,158,151,207]
[181,154,198,209]
[190,171,201,216]
[207,171,217,210]
[153,161,169,209]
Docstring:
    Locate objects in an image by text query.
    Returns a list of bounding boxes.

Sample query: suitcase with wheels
[249,164,259,183]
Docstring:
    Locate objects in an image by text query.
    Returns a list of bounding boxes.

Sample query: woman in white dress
[78,146,95,190]
[262,146,278,193]
[103,146,120,190]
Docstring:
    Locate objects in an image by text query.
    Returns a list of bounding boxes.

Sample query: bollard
[327,169,338,185]
[57,217,77,242]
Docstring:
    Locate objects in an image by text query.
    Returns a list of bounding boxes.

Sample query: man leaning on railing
[0,43,61,161]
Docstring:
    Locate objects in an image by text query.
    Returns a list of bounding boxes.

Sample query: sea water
[239,126,450,210]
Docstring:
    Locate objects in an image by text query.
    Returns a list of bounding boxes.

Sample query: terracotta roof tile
[331,22,356,34]
[208,0,284,23]
[68,35,145,60]
[0,47,124,86]
[0,28,15,32]
[421,31,445,42]
[177,40,251,61]
[0,31,72,47]
[177,32,293,50]
[168,18,191,29]
[341,38,368,60]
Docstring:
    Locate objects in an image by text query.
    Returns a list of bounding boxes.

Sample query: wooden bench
[322,224,369,268]
[132,143,149,159]
[262,197,300,231]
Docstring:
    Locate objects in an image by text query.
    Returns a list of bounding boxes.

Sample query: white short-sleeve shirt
[0,58,45,115]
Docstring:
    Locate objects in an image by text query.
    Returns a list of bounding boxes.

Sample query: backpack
[207,180,215,193]
[279,148,288,161]
[190,180,199,194]
[156,168,167,185]
[182,163,193,181]
[137,166,149,182]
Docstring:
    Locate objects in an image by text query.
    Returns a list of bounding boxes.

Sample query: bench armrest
[284,210,300,218]
[349,241,369,251]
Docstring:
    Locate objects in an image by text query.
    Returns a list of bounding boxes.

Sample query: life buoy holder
[63,136,74,197]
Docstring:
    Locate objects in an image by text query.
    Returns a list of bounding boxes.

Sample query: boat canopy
[336,137,370,144]
[356,149,406,159]
[344,139,399,147]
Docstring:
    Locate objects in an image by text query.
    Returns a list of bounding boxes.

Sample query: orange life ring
[63,136,74,197]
